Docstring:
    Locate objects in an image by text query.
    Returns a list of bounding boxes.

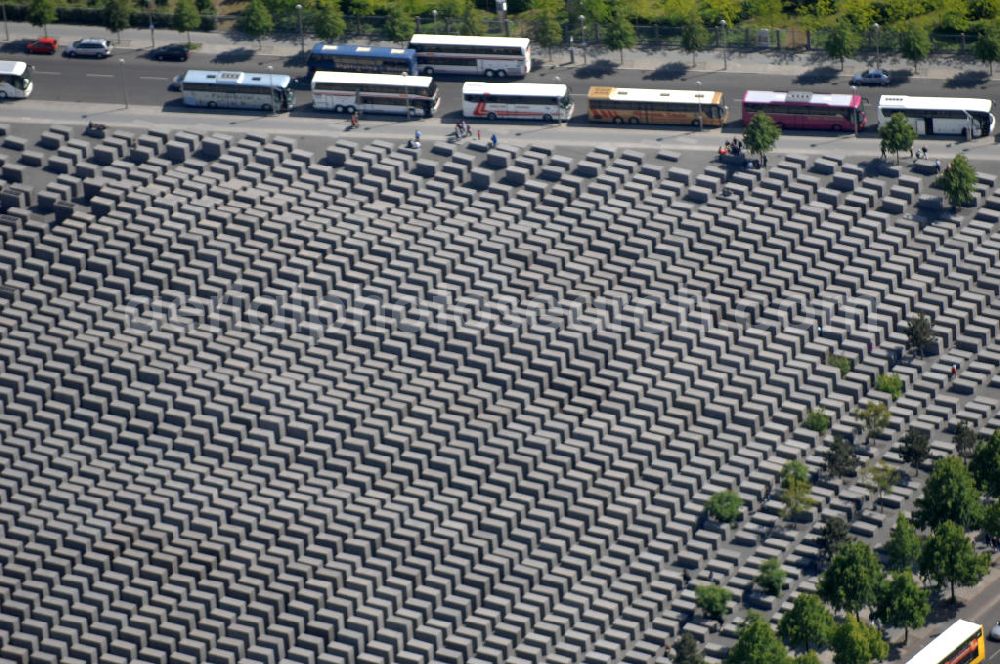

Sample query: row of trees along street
[682,311,1000,664]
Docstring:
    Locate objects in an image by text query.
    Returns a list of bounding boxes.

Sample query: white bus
[408,34,531,78]
[311,71,439,117]
[905,619,984,664]
[180,70,294,112]
[878,95,995,139]
[462,82,573,122]
[0,61,34,100]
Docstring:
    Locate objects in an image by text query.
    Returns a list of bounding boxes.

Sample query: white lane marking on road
[34,70,61,75]
[988,647,1000,662]
[86,73,114,78]
[139,76,168,81]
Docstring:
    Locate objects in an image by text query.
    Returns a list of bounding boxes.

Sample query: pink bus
[742,90,866,132]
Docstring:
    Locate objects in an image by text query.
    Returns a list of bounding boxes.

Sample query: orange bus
[587,86,727,127]
[906,620,985,664]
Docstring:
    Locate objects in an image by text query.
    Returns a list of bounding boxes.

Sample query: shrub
[706,490,743,524]
[828,353,853,377]
[875,373,904,399]
[804,408,831,434]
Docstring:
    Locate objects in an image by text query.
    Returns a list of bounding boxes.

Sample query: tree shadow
[644,62,688,81]
[573,59,618,79]
[793,66,839,85]
[945,70,991,89]
[884,69,912,86]
[0,39,30,54]
[282,52,309,68]
[212,47,256,64]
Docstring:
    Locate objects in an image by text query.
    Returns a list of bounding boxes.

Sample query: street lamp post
[432,9,438,30]
[296,4,305,55]
[851,85,858,136]
[696,80,703,131]
[720,19,727,70]
[267,65,275,114]
[2,0,9,42]
[402,71,411,119]
[119,58,129,108]
[873,22,881,69]
[149,0,156,48]
[579,15,586,65]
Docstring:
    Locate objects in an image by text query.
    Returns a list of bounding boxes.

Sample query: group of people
[454,120,472,139]
[719,138,746,157]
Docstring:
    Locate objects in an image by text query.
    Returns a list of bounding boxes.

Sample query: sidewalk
[2,19,992,79]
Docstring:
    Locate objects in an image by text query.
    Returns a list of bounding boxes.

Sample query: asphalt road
[13,47,1000,132]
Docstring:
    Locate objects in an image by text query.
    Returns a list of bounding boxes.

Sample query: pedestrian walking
[952,364,958,377]
[935,159,942,173]
[921,146,928,160]
[350,111,359,129]
[490,133,498,149]
[477,129,481,141]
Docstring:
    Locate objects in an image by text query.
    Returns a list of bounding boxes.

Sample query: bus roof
[879,94,993,112]
[410,34,531,48]
[905,620,981,664]
[312,71,433,87]
[743,89,859,107]
[463,81,566,96]
[589,86,724,105]
[181,69,292,87]
[310,43,414,58]
[0,61,29,76]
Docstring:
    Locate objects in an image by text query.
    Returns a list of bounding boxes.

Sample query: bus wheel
[484,69,495,78]
[262,103,273,112]
[613,117,624,124]
[207,101,218,108]
[334,105,344,113]
[422,67,434,76]
[628,117,639,124]
[0,91,7,101]
[495,70,508,78]
[543,113,553,122]
[487,112,498,121]
[346,106,356,114]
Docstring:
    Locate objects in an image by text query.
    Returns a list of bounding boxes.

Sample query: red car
[26,38,58,55]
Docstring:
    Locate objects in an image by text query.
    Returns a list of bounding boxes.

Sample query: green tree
[831,615,889,664]
[458,0,485,34]
[778,593,834,651]
[975,21,1000,75]
[827,353,853,377]
[172,0,201,44]
[695,584,733,622]
[904,312,936,358]
[879,112,917,164]
[706,490,744,524]
[603,0,637,64]
[840,0,875,29]
[746,0,783,24]
[196,0,215,14]
[779,460,815,520]
[884,514,922,572]
[819,516,851,563]
[104,0,133,39]
[743,111,781,163]
[818,541,883,617]
[824,19,861,71]
[972,0,1000,20]
[954,420,979,464]
[937,154,978,209]
[920,520,991,602]
[874,572,931,645]
[529,0,564,58]
[239,0,274,47]
[726,613,792,664]
[855,402,890,442]
[982,501,1000,540]
[795,653,822,664]
[26,0,57,37]
[914,456,983,530]
[862,460,900,511]
[875,373,904,399]
[756,558,786,596]
[384,2,415,43]
[804,408,831,434]
[312,0,347,42]
[673,632,706,664]
[898,23,932,73]
[680,14,710,66]
[825,434,859,478]
[971,430,1000,497]
[699,0,740,25]
[900,427,931,471]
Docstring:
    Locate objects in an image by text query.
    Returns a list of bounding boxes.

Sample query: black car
[149,44,190,61]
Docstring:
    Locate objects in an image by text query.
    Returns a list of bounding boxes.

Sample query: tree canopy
[695,584,733,621]
[777,593,834,652]
[879,112,916,164]
[743,111,781,161]
[706,490,744,524]
[726,613,792,664]
[974,20,1000,74]
[937,154,978,208]
[900,427,931,471]
[919,520,991,602]
[384,2,415,42]
[603,0,637,63]
[831,615,889,664]
[874,572,930,644]
[825,434,859,478]
[862,460,901,511]
[312,0,347,42]
[104,0,133,36]
[779,460,815,519]
[824,19,861,70]
[856,402,891,442]
[529,0,564,55]
[756,558,786,596]
[680,13,711,66]
[954,420,979,462]
[239,0,274,46]
[904,312,936,358]
[914,456,983,530]
[899,23,932,73]
[884,514,922,572]
[673,632,706,664]
[818,541,883,616]
[971,430,1000,497]
[819,516,851,563]
[172,0,201,42]
[27,0,57,36]
[804,408,831,434]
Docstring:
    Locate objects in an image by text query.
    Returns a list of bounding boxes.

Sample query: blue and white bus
[306,43,418,77]
[179,69,294,112]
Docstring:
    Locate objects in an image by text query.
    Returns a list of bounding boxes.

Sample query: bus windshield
[560,94,572,108]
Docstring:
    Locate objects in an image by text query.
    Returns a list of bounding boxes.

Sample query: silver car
[990,621,1000,641]
[64,39,112,58]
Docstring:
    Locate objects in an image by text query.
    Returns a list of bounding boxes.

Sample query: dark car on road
[149,44,190,61]
[851,68,890,86]
[26,37,58,55]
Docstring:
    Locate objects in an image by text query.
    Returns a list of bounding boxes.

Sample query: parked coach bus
[588,86,727,126]
[408,34,531,77]
[306,43,418,77]
[878,95,995,139]
[312,72,439,117]
[180,70,294,112]
[742,90,865,132]
[905,619,984,664]
[0,60,34,100]
[462,82,572,122]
